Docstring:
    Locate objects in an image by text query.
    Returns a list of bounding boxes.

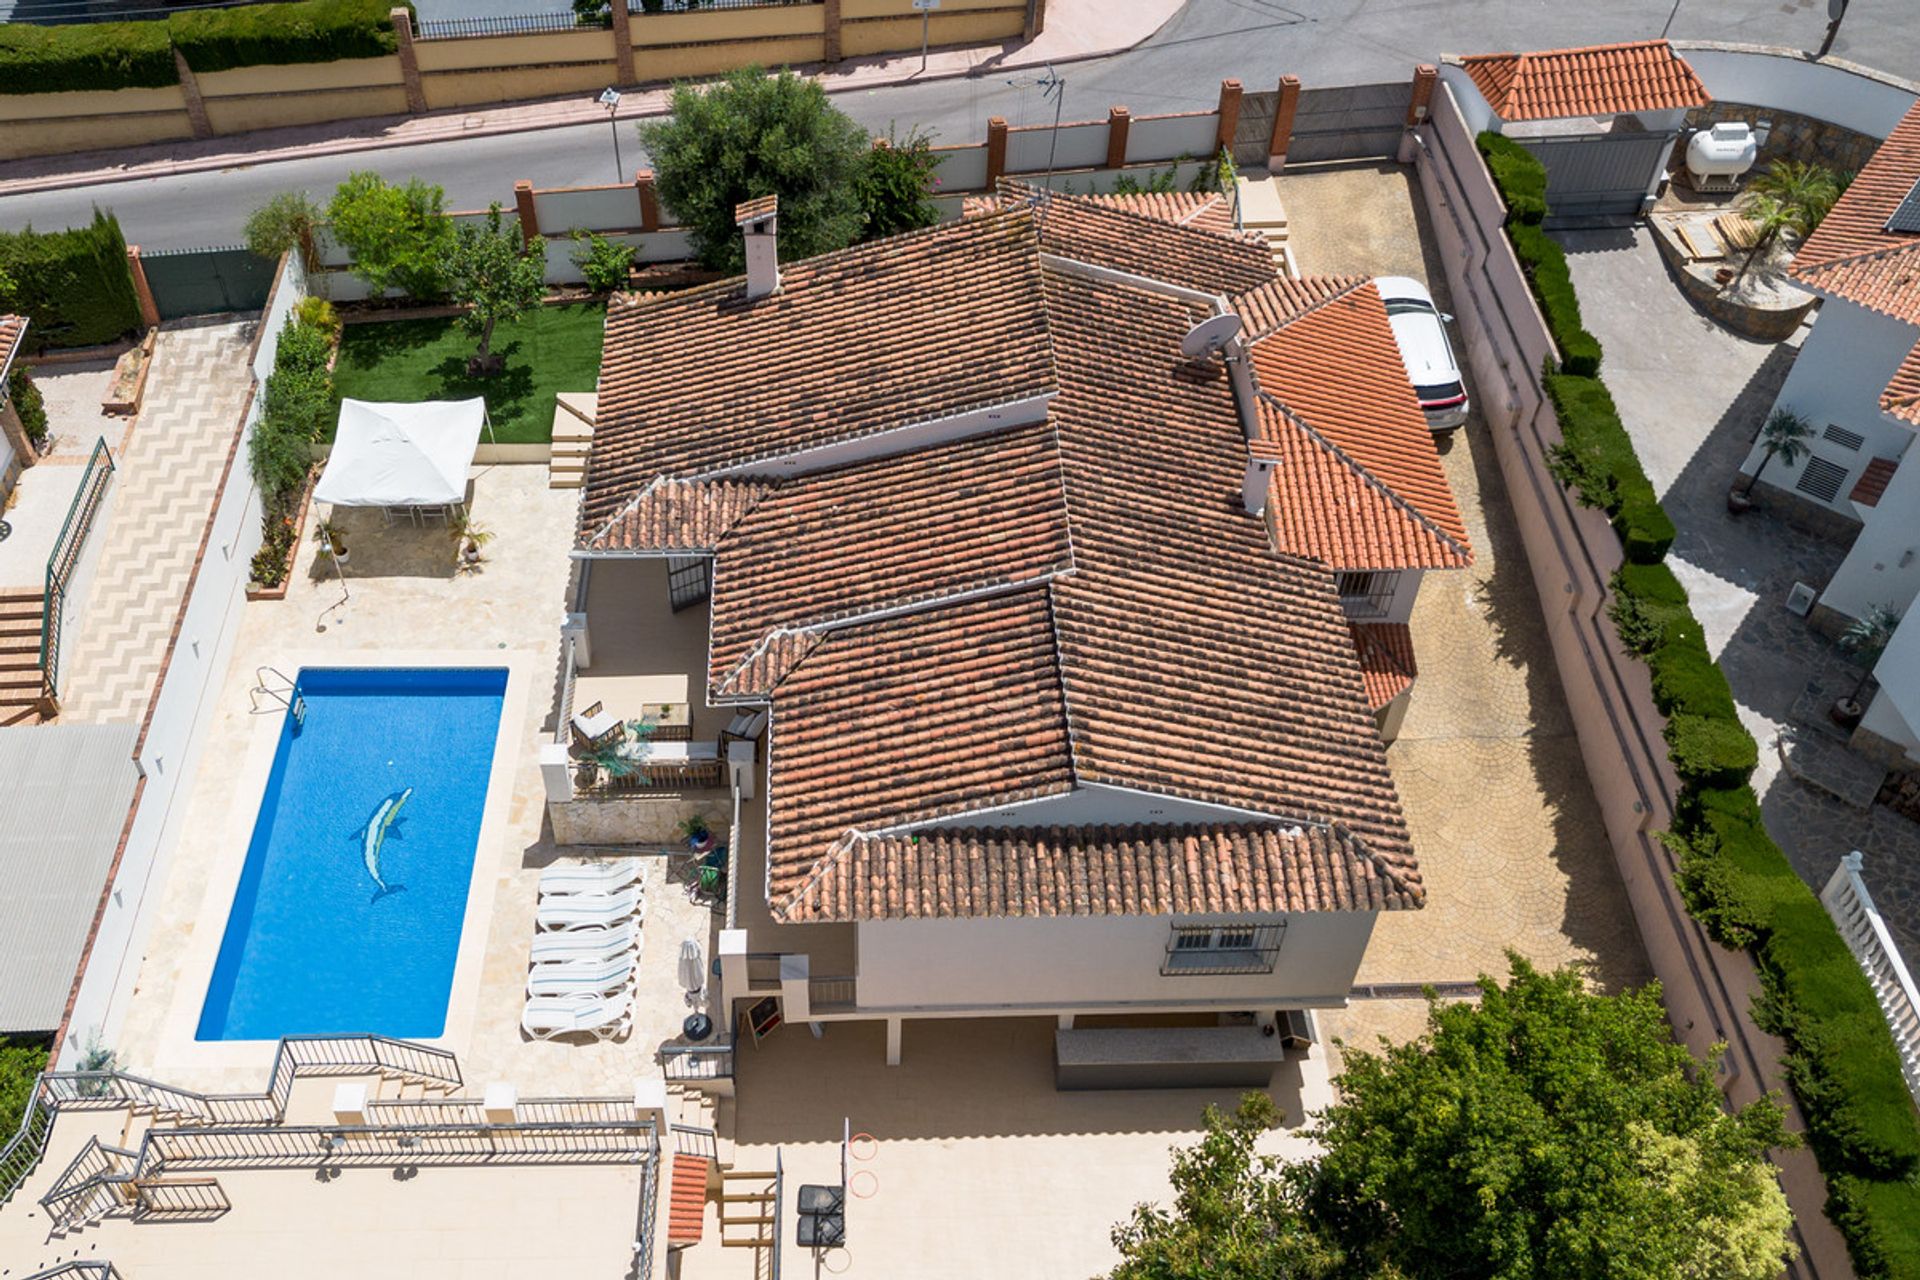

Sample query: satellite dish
[1180,312,1243,359]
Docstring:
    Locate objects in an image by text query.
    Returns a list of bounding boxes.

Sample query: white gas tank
[1687,122,1759,180]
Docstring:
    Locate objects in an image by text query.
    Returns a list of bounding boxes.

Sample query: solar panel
[1889,176,1920,234]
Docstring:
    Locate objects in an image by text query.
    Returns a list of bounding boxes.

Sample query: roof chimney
[1243,439,1280,516]
[735,195,780,300]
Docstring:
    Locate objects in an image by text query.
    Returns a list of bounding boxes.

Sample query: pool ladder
[250,665,306,726]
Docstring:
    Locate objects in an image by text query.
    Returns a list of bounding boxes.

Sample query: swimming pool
[196,667,508,1042]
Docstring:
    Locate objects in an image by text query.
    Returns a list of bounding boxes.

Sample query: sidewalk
[0,0,1179,198]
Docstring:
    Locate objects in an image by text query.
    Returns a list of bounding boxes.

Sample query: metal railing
[365,1096,638,1128]
[40,436,115,705]
[745,953,785,990]
[808,976,857,1011]
[417,10,609,38]
[1822,852,1920,1107]
[0,1080,56,1206]
[770,1149,785,1280]
[660,1042,734,1085]
[636,1143,661,1280]
[135,1176,231,1219]
[24,1264,123,1280]
[671,1123,720,1160]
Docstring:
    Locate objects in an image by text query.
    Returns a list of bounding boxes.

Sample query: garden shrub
[1476,131,1547,225]
[169,0,407,73]
[569,231,635,294]
[1543,372,1674,561]
[0,1036,46,1147]
[855,126,943,241]
[1664,713,1758,788]
[327,171,453,301]
[0,210,142,351]
[7,367,48,446]
[0,21,176,95]
[1509,222,1603,376]
[247,317,334,587]
[1649,640,1739,720]
[292,296,339,338]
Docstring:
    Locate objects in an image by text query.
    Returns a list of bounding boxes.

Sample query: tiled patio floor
[57,317,255,726]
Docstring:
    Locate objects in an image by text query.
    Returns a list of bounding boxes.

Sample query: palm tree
[1751,160,1841,233]
[1740,408,1814,496]
[1838,605,1901,710]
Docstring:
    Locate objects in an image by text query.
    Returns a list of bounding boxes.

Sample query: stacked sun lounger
[523,860,645,1041]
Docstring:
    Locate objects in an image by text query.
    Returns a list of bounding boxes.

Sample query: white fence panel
[932,144,989,191]
[1821,851,1920,1107]
[1126,112,1219,164]
[535,186,644,234]
[1677,44,1916,138]
[1006,119,1107,174]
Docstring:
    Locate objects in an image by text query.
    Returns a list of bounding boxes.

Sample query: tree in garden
[1836,603,1901,713]
[1731,162,1837,286]
[447,204,546,376]
[1108,957,1796,1280]
[640,67,869,272]
[326,171,455,301]
[854,126,943,241]
[1740,407,1813,496]
[244,190,325,268]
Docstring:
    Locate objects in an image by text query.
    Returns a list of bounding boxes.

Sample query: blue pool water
[196,667,508,1042]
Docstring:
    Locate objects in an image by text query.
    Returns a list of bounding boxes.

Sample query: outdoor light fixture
[600,87,624,184]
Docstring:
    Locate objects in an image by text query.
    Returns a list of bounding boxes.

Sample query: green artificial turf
[330,302,606,444]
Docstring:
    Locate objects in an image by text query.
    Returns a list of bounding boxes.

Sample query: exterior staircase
[1235,171,1294,276]
[0,589,47,725]
[717,1167,778,1249]
[549,391,596,490]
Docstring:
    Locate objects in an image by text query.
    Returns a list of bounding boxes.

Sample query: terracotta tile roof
[705,423,1073,697]
[0,315,25,378]
[1248,281,1473,571]
[1850,456,1900,507]
[585,477,770,552]
[1350,622,1417,710]
[1236,275,1367,339]
[734,194,778,224]
[787,820,1419,921]
[582,209,1056,535]
[668,1153,709,1243]
[962,189,1239,237]
[1884,338,1920,425]
[1790,99,1920,323]
[1460,40,1709,122]
[766,589,1078,908]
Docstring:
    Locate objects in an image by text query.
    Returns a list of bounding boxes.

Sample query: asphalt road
[1,0,1914,248]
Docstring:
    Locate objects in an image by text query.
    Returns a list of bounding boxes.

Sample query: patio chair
[719,708,769,761]
[527,953,636,997]
[538,859,644,894]
[521,991,633,1041]
[570,701,625,754]
[529,920,640,964]
[535,885,640,931]
[539,864,644,901]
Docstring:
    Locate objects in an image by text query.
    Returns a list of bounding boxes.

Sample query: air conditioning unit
[1786,582,1818,617]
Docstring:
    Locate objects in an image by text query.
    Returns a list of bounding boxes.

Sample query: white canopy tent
[314,398,489,511]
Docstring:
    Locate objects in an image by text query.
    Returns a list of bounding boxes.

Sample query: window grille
[1335,570,1400,619]
[1796,456,1849,504]
[1162,922,1285,975]
[667,557,712,611]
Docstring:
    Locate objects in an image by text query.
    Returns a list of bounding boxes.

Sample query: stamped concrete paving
[1277,164,1652,1006]
[1559,227,1920,963]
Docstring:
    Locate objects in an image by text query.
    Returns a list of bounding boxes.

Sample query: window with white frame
[1334,570,1400,619]
[1162,921,1285,975]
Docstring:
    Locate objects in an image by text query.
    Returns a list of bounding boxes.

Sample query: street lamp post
[600,87,624,184]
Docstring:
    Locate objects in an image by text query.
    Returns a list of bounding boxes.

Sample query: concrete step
[554,391,597,427]
[552,421,593,444]
[1235,174,1289,230]
[548,474,585,490]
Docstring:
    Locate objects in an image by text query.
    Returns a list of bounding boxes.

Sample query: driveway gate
[1517,130,1677,221]
[1285,83,1408,164]
[140,246,277,321]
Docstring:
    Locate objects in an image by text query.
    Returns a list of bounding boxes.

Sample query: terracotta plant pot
[1831,698,1865,732]
[1726,487,1753,515]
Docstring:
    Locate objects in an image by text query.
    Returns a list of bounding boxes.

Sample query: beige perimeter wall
[0,0,1029,162]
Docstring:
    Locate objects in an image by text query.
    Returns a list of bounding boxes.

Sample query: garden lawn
[330,302,606,445]
[0,1036,46,1144]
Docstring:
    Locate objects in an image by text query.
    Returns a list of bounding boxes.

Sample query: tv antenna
[1005,65,1066,230]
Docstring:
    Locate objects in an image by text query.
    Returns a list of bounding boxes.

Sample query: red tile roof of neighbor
[1459,40,1710,122]
[1350,622,1417,711]
[586,191,1462,923]
[1850,456,1900,507]
[1884,339,1920,426]
[0,315,25,377]
[1791,98,1920,324]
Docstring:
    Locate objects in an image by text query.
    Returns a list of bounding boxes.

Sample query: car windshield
[1417,380,1465,403]
[1384,298,1435,316]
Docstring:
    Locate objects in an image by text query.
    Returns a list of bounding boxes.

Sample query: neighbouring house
[1745,99,1920,641]
[548,183,1471,1071]
[1441,40,1711,221]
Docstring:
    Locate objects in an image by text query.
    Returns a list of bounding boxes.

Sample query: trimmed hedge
[0,210,142,351]
[1543,373,1676,562]
[1476,131,1547,224]
[1481,135,1603,376]
[170,0,406,74]
[0,20,175,95]
[1485,137,1920,1275]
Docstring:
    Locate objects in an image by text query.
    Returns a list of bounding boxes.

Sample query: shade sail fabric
[315,398,485,507]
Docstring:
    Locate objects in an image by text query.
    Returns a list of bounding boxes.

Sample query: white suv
[1376,276,1470,434]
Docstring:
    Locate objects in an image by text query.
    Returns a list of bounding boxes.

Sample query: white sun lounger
[521,991,632,1041]
[527,954,636,997]
[529,920,640,963]
[535,886,640,931]
[538,859,644,896]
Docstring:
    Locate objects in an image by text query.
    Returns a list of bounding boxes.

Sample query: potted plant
[1831,604,1900,730]
[1728,408,1812,514]
[313,517,349,563]
[678,814,714,853]
[451,513,494,570]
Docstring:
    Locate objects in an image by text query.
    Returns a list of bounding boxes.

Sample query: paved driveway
[1559,227,1920,961]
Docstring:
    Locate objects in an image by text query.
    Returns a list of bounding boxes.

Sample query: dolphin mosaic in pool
[360,786,413,900]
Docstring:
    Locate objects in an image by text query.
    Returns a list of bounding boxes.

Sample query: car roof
[1373,275,1433,305]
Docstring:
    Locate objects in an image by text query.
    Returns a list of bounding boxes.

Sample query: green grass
[0,1036,48,1144]
[331,302,607,444]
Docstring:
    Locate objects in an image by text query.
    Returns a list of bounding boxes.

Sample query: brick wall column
[636,168,661,232]
[1407,63,1437,125]
[610,0,635,84]
[392,7,427,114]
[1215,79,1242,156]
[985,117,1009,185]
[172,51,212,140]
[126,246,161,330]
[513,181,541,248]
[1105,106,1130,171]
[823,0,843,63]
[1268,74,1301,168]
